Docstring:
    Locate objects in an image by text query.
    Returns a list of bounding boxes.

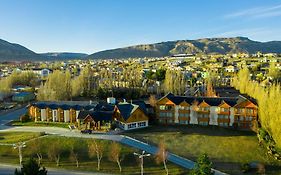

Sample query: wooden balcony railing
[198,117,209,122]
[196,110,210,114]
[217,111,230,115]
[234,111,257,116]
[217,118,230,123]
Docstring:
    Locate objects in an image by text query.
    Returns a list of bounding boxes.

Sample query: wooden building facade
[156,93,258,130]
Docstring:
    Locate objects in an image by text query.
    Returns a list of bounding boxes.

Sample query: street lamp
[13,142,26,166]
[134,150,151,175]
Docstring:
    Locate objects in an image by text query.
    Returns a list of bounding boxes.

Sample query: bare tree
[108,142,122,172]
[155,140,169,175]
[149,95,157,108]
[29,141,43,165]
[69,141,80,168]
[88,140,104,171]
[48,141,62,166]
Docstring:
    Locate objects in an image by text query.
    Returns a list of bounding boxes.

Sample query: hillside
[40,52,88,60]
[0,39,42,61]
[1,37,281,61]
[88,37,281,59]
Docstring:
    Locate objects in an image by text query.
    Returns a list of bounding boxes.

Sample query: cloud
[224,4,281,19]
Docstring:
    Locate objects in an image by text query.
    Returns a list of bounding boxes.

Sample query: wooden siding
[126,108,149,123]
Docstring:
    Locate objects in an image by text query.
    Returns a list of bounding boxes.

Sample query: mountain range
[1,37,281,61]
[0,39,88,61]
[87,37,281,59]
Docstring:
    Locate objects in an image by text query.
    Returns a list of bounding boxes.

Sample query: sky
[0,0,281,54]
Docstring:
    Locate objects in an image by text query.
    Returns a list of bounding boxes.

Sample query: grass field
[11,120,70,128]
[0,132,42,144]
[125,125,281,175]
[0,132,188,175]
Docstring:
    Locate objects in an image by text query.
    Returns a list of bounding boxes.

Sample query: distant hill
[1,37,281,61]
[0,38,89,61]
[87,37,281,59]
[40,52,88,60]
[0,39,42,61]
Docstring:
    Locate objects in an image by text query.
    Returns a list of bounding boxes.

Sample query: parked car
[81,129,92,134]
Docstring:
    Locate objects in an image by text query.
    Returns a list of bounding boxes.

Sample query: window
[179,106,189,110]
[137,122,146,127]
[199,114,209,119]
[167,112,173,117]
[221,108,229,112]
[199,121,208,126]
[159,105,166,110]
[237,108,244,113]
[245,116,253,121]
[128,123,137,129]
[180,113,190,117]
[179,120,188,124]
[167,119,173,124]
[218,115,228,119]
[159,105,173,111]
[219,122,228,127]
[246,108,253,114]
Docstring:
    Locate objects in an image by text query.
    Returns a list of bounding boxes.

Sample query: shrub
[241,163,251,173]
[20,114,30,123]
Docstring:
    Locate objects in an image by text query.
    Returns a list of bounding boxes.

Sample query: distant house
[21,68,52,77]
[113,102,149,130]
[225,65,238,73]
[12,92,35,102]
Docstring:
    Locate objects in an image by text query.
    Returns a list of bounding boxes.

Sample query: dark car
[81,129,92,134]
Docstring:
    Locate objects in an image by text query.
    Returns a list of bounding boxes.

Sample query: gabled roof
[115,103,140,121]
[31,101,98,111]
[132,100,147,114]
[158,93,239,107]
[234,100,258,108]
[49,104,58,110]
[77,111,113,122]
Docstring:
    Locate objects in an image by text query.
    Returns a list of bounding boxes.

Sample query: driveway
[0,107,26,129]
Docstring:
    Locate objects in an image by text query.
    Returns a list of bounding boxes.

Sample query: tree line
[12,137,214,175]
[232,67,281,148]
[1,66,196,100]
[0,71,38,93]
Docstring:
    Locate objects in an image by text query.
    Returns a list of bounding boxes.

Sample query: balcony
[178,117,190,121]
[198,117,209,122]
[245,110,258,116]
[235,110,258,116]
[178,109,190,113]
[196,110,210,114]
[217,118,230,123]
[217,110,230,115]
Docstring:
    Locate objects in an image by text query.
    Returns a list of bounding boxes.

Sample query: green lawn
[0,133,188,175]
[0,132,42,144]
[11,120,70,129]
[125,125,281,175]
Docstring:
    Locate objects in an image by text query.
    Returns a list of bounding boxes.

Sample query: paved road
[0,107,26,129]
[0,164,109,175]
[0,126,228,175]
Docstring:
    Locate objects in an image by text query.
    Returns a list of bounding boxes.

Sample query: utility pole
[13,142,26,166]
[134,150,151,175]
